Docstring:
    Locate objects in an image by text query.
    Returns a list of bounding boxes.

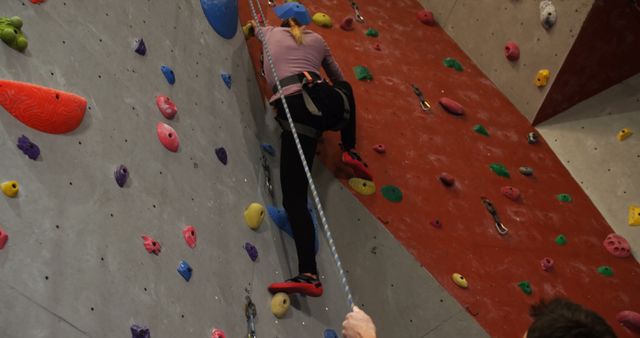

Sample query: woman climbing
[246,2,372,297]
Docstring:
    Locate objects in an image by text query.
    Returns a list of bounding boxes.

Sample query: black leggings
[274,81,356,275]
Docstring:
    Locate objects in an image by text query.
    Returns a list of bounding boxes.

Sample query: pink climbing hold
[500,186,521,201]
[617,311,640,333]
[182,225,197,249]
[603,233,631,258]
[417,9,436,26]
[30,0,46,3]
[156,122,180,152]
[540,257,554,271]
[0,226,8,250]
[439,172,455,187]
[211,328,227,338]
[156,95,177,119]
[430,219,443,229]
[438,97,464,116]
[141,235,161,255]
[504,41,520,61]
[373,144,386,154]
[340,17,355,31]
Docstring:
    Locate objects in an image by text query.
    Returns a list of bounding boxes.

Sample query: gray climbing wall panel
[0,1,493,337]
[537,73,640,259]
[418,0,594,122]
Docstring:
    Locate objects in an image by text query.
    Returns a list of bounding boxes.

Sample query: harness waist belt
[272,72,323,94]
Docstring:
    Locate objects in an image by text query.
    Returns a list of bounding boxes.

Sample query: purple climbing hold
[134,38,147,56]
[130,324,150,338]
[221,72,232,89]
[215,147,228,165]
[114,165,129,188]
[244,242,258,262]
[16,135,40,160]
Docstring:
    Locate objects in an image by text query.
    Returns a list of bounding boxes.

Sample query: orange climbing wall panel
[240,1,640,337]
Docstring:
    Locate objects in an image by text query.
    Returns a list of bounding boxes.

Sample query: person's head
[273,2,310,45]
[525,298,616,338]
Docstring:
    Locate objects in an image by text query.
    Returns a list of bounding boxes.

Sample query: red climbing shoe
[268,274,323,297]
[341,150,373,181]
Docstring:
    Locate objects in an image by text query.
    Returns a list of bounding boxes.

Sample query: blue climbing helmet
[273,2,311,25]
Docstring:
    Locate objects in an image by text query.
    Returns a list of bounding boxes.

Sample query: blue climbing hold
[161,65,175,85]
[324,329,338,338]
[261,143,276,156]
[221,72,232,89]
[200,0,239,39]
[177,261,192,281]
[267,199,319,253]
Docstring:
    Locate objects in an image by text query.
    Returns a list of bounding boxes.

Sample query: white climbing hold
[540,1,557,30]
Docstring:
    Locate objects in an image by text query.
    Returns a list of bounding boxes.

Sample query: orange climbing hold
[0,80,86,134]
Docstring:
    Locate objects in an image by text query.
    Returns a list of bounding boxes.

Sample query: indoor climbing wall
[0,1,356,337]
[238,0,640,337]
[417,0,594,122]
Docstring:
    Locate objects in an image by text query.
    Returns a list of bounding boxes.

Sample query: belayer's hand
[342,306,377,338]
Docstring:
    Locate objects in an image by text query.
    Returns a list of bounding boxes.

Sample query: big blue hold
[221,72,232,89]
[200,0,239,39]
[177,260,192,281]
[324,329,338,338]
[161,65,175,85]
[267,199,319,253]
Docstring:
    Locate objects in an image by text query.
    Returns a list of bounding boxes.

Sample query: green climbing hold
[597,266,613,277]
[353,66,373,81]
[443,57,463,72]
[555,234,567,245]
[556,194,572,203]
[365,28,379,37]
[381,185,403,203]
[473,124,489,136]
[0,16,28,52]
[489,163,510,178]
[517,281,532,295]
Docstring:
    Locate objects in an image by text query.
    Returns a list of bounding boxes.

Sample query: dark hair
[527,298,616,338]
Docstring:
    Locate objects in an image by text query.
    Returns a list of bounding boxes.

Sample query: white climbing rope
[247,0,355,310]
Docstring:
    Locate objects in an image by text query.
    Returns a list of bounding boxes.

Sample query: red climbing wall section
[240,1,640,337]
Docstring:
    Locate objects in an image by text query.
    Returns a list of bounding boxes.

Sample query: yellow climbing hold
[244,203,265,230]
[534,69,550,87]
[348,178,376,196]
[312,12,333,28]
[629,205,640,226]
[271,292,290,318]
[617,128,633,141]
[451,273,468,289]
[1,181,19,198]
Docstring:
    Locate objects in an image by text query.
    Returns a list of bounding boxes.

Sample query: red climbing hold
[0,226,8,249]
[372,144,386,154]
[504,41,520,61]
[340,17,355,31]
[617,311,640,333]
[30,0,46,3]
[182,225,197,248]
[156,122,179,152]
[373,43,381,51]
[141,235,161,255]
[417,9,435,26]
[439,172,455,187]
[211,329,226,338]
[500,186,521,201]
[430,219,443,229]
[0,80,87,134]
[540,257,554,271]
[438,97,464,116]
[603,233,631,258]
[156,95,177,119]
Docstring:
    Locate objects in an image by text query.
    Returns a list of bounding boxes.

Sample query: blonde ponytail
[288,18,304,45]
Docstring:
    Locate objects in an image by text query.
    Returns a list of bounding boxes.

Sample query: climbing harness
[349,0,365,23]
[411,84,431,111]
[248,0,355,309]
[481,197,509,235]
[274,71,352,139]
[245,295,257,338]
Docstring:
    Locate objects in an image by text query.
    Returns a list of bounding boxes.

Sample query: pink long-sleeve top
[257,25,345,102]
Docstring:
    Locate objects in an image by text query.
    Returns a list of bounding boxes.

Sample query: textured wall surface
[418,0,593,122]
[537,73,640,259]
[534,0,640,124]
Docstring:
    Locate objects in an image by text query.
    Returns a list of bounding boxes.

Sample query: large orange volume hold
[0,80,87,134]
